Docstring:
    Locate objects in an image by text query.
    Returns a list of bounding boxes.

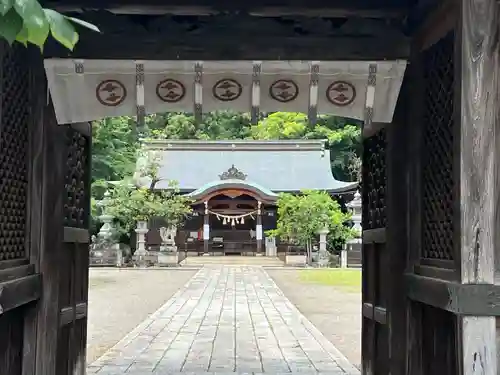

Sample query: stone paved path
[87,266,360,375]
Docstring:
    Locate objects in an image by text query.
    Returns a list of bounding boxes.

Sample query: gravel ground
[267,269,361,369]
[86,268,198,364]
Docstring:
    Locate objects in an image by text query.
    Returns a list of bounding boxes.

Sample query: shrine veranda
[0,0,499,374]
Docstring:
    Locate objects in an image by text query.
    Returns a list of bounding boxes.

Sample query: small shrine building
[134,139,357,256]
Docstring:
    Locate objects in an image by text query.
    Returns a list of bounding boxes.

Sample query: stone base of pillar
[265,247,277,257]
[157,252,179,267]
[133,255,148,268]
[340,249,348,268]
[202,253,211,256]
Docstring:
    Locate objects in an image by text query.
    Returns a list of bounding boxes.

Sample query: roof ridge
[143,139,327,151]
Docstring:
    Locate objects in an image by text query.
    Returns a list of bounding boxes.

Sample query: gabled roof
[186,179,279,203]
[134,139,358,194]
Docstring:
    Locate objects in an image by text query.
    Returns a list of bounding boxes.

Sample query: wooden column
[29,52,66,375]
[203,201,209,254]
[456,0,499,372]
[256,201,262,255]
[386,62,411,375]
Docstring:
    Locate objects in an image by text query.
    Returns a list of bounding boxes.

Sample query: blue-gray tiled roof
[135,140,357,194]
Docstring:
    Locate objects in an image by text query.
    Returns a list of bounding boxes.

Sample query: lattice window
[64,128,89,228]
[421,32,455,261]
[0,47,29,261]
[362,129,387,230]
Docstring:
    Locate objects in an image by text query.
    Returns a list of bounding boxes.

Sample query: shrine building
[42,59,404,256]
[133,139,358,256]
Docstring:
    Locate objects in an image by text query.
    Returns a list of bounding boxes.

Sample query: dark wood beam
[362,302,388,324]
[362,228,386,244]
[0,264,35,283]
[59,303,88,327]
[63,227,90,244]
[45,34,409,60]
[44,12,409,60]
[45,0,408,18]
[0,274,42,315]
[405,274,500,316]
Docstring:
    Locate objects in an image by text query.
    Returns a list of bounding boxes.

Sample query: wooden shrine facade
[149,193,274,256]
[138,139,356,256]
[0,0,498,375]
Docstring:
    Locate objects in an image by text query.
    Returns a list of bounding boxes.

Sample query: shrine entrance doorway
[0,0,499,374]
[203,193,261,256]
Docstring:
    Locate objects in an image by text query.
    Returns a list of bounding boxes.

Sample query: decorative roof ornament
[219,164,247,180]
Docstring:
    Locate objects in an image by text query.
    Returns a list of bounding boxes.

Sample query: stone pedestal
[157,226,179,266]
[346,190,362,268]
[285,254,307,267]
[316,227,330,267]
[157,252,178,267]
[340,246,348,268]
[134,220,149,267]
[265,237,277,257]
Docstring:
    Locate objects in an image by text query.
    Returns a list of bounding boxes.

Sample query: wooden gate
[0,44,42,375]
[56,124,92,374]
[0,43,91,375]
[362,0,500,373]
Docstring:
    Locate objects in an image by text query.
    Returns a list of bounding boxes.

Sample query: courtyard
[86,267,361,374]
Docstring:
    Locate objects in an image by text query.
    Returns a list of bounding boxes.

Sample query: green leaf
[0,8,22,44]
[65,16,100,33]
[15,22,27,45]
[44,9,78,50]
[0,0,13,15]
[13,0,49,47]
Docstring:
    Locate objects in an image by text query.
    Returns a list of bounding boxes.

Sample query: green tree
[267,190,354,264]
[90,111,362,236]
[251,112,308,139]
[103,148,192,239]
[0,0,99,50]
[105,181,193,238]
[250,113,361,180]
[148,111,252,140]
[91,117,139,199]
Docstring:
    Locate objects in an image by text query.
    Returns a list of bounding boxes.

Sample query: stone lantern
[344,190,362,268]
[134,220,149,267]
[96,191,114,241]
[92,190,123,266]
[316,226,330,267]
[347,190,362,233]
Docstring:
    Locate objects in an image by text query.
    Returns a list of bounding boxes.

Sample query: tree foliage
[105,181,193,236]
[90,112,362,238]
[0,0,99,50]
[252,113,362,181]
[92,111,361,185]
[268,190,354,262]
[92,117,138,184]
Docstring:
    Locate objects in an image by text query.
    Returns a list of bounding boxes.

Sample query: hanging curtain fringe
[207,210,258,225]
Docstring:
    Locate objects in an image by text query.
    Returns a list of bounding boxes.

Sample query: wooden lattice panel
[362,130,387,230]
[64,128,89,228]
[421,32,455,261]
[0,47,29,261]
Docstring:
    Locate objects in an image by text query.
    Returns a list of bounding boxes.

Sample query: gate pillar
[25,52,92,375]
[400,0,500,373]
[454,0,498,372]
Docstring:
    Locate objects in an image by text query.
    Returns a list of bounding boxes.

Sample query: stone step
[180,256,284,267]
